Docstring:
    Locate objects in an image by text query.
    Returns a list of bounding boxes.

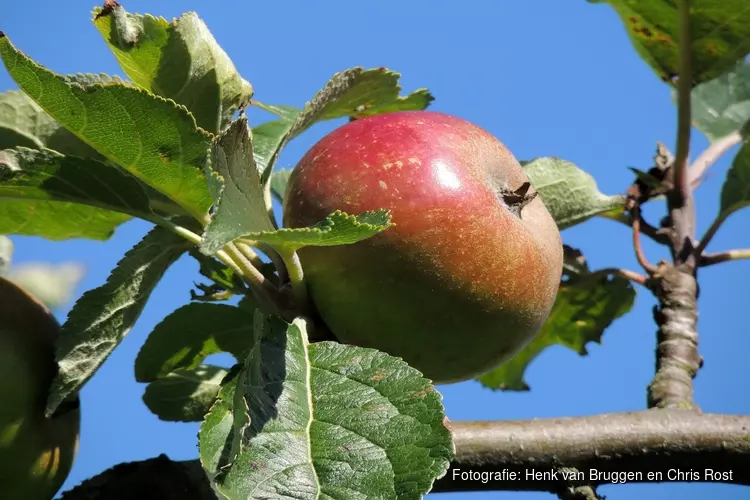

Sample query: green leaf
[241,209,393,252]
[0,147,186,221]
[523,157,627,229]
[478,261,636,391]
[143,364,228,422]
[690,59,750,141]
[251,67,432,180]
[0,199,129,240]
[251,118,299,181]
[7,261,85,309]
[0,34,213,220]
[47,225,190,417]
[589,0,750,84]
[301,67,433,122]
[135,302,254,383]
[269,168,292,203]
[0,89,101,157]
[93,6,253,133]
[199,314,453,499]
[200,116,275,255]
[561,244,589,276]
[720,140,750,216]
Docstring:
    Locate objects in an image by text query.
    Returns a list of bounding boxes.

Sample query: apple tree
[1,1,749,499]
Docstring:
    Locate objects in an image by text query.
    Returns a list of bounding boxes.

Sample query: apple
[0,276,80,499]
[283,110,563,383]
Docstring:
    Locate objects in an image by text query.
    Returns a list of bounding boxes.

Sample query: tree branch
[671,0,693,204]
[643,0,702,412]
[700,248,750,267]
[688,130,744,185]
[437,410,750,492]
[58,411,750,499]
[605,210,671,246]
[646,264,701,409]
[693,211,730,258]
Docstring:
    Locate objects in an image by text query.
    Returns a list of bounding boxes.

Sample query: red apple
[0,276,80,499]
[283,110,563,383]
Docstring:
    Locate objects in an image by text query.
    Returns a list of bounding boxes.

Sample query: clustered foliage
[1,1,749,499]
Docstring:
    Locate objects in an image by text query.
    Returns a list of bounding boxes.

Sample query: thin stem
[699,248,750,267]
[636,214,671,246]
[234,242,264,268]
[236,242,278,286]
[689,130,743,185]
[153,216,203,246]
[693,211,729,257]
[152,216,242,276]
[672,0,694,203]
[264,180,279,230]
[224,243,287,318]
[592,268,650,288]
[631,204,657,273]
[239,238,289,285]
[278,248,309,313]
[605,210,670,245]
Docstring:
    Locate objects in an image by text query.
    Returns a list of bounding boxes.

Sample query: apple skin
[0,276,80,499]
[283,110,563,383]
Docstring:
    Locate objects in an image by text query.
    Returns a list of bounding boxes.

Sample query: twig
[224,243,288,319]
[590,268,650,288]
[699,248,750,267]
[689,130,744,185]
[58,411,750,499]
[603,210,671,245]
[637,214,671,245]
[591,267,649,288]
[671,0,694,204]
[693,212,729,258]
[631,203,657,273]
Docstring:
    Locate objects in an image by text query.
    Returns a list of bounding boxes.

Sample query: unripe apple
[0,276,80,499]
[283,110,563,383]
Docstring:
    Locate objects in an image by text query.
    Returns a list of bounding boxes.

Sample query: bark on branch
[646,264,702,409]
[59,410,750,499]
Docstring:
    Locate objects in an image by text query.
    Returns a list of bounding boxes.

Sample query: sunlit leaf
[47,225,190,416]
[93,5,253,133]
[523,157,627,229]
[143,365,228,422]
[590,0,750,84]
[199,314,453,499]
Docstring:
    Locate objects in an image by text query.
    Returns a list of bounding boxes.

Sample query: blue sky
[1,1,748,499]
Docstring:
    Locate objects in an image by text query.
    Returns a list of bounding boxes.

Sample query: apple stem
[278,248,310,315]
[500,182,538,218]
[263,180,279,230]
